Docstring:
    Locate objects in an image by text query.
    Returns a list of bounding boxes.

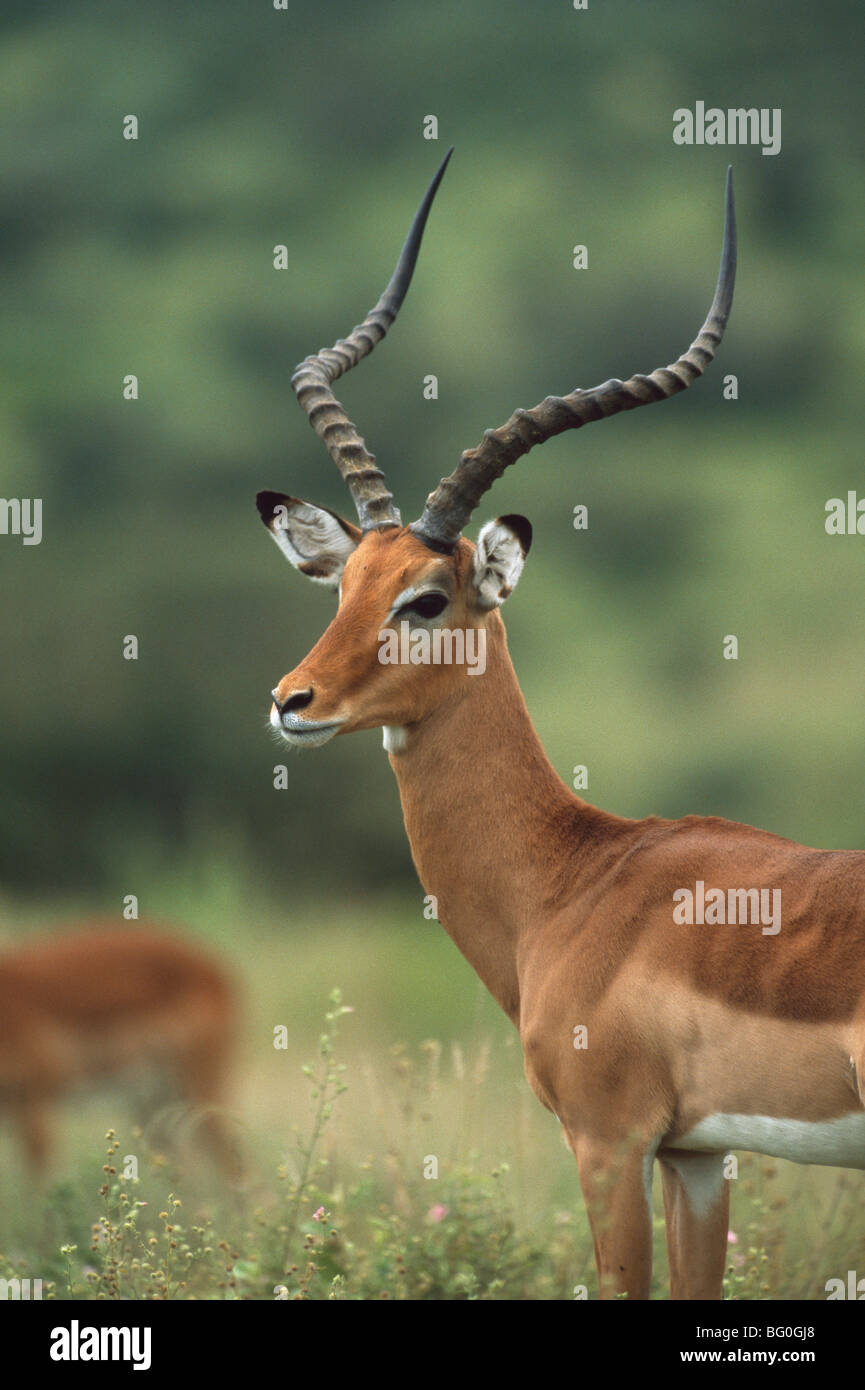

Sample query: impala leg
[658,1151,729,1300]
[178,1039,243,1181]
[16,1093,50,1178]
[570,1133,654,1300]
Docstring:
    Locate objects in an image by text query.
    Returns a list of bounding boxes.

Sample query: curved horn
[291,148,453,532]
[412,166,736,554]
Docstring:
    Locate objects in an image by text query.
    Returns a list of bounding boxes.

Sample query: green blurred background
[1,0,863,927]
[3,0,864,1300]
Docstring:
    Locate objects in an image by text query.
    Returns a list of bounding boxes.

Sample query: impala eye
[399,592,448,621]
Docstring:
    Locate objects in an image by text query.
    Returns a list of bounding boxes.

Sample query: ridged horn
[411,166,736,553]
[291,148,453,531]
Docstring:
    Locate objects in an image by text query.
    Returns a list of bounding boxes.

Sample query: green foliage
[1,0,862,1304]
[1,1,864,896]
[0,991,860,1300]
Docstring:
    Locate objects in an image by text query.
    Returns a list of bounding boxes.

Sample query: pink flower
[427,1204,448,1222]
[727,1230,738,1244]
[313,1206,326,1222]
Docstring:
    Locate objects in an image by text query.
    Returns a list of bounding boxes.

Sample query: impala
[0,924,239,1177]
[257,151,865,1299]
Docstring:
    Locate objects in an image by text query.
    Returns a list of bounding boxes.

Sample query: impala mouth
[270,707,344,747]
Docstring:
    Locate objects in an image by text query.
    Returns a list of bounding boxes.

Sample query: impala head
[258,151,736,749]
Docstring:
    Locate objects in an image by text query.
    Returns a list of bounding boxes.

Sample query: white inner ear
[472,519,528,609]
[269,501,358,587]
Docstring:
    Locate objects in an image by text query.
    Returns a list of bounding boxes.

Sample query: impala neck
[387,612,615,1024]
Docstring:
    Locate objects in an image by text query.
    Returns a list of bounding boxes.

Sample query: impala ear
[256,492,361,587]
[470,515,532,609]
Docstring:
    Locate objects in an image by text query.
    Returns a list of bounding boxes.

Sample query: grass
[0,888,863,1299]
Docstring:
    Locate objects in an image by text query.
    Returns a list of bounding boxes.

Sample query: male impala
[0,924,239,1177]
[257,150,865,1299]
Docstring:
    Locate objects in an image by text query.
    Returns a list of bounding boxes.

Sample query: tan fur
[269,522,865,1299]
[0,923,239,1178]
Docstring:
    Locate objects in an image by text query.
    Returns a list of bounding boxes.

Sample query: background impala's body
[257,152,865,1298]
[0,925,238,1176]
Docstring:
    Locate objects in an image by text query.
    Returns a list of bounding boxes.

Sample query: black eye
[399,592,448,621]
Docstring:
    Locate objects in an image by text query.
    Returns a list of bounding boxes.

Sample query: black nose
[272,687,314,714]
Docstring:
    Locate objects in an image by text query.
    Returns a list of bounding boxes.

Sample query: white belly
[668,1111,865,1169]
